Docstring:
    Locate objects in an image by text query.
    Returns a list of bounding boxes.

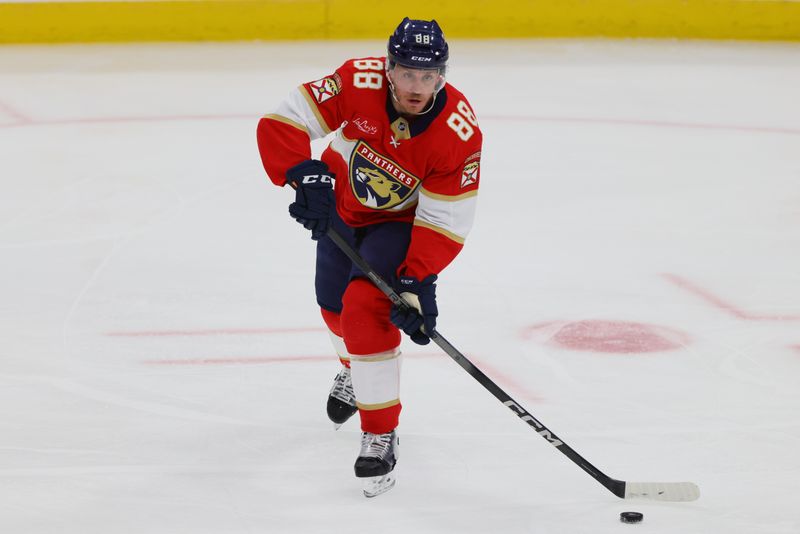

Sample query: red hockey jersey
[257,57,482,280]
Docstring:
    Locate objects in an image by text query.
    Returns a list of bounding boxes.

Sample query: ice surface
[1,39,799,533]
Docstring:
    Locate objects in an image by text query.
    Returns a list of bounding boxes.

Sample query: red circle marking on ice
[523,320,690,354]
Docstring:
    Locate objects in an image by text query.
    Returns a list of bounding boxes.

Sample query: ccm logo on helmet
[410,56,433,62]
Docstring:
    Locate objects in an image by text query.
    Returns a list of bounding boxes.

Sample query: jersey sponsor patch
[309,76,340,104]
[352,116,379,135]
[349,141,420,209]
[461,151,481,188]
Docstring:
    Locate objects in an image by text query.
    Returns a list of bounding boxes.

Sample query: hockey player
[256,17,482,497]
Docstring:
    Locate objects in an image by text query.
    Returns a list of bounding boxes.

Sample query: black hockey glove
[390,274,438,345]
[285,159,334,241]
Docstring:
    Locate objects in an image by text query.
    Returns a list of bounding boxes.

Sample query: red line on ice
[483,114,800,136]
[143,352,544,402]
[144,354,344,365]
[0,99,31,124]
[144,353,447,365]
[0,113,252,128]
[662,273,800,321]
[1,112,799,137]
[107,326,327,337]
[468,359,545,403]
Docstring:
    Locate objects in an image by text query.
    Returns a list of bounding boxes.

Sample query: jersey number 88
[447,101,478,141]
[353,59,384,89]
[352,59,478,142]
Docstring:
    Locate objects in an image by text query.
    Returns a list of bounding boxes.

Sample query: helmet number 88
[414,34,431,44]
[447,101,478,141]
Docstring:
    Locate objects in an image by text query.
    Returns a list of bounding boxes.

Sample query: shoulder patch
[309,76,341,104]
[461,151,481,188]
[465,150,481,163]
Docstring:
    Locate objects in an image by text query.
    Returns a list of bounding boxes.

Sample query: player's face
[389,64,441,115]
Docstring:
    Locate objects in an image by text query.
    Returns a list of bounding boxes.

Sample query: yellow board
[1,0,800,44]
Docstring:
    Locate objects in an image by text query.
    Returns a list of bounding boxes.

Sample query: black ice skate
[327,366,357,429]
[354,430,399,498]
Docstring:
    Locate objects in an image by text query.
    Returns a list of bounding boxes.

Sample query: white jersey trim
[272,86,331,140]
[414,187,478,243]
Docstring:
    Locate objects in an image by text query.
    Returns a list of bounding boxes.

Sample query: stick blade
[624,481,700,502]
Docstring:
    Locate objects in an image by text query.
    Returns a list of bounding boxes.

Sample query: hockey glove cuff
[285,159,334,241]
[389,274,438,345]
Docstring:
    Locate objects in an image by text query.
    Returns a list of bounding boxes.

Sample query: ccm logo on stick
[504,400,564,447]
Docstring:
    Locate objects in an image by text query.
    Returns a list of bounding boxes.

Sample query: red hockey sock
[340,279,400,355]
[358,402,401,435]
[341,279,402,434]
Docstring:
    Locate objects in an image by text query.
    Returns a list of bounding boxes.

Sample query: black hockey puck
[620,512,644,524]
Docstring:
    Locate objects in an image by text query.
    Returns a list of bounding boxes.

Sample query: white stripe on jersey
[415,188,478,244]
[271,86,331,139]
[329,129,357,161]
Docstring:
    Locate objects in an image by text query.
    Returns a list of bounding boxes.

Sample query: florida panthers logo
[355,167,404,207]
[350,141,419,209]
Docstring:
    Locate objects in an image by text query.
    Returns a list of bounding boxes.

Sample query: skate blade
[333,422,342,431]
[362,472,396,498]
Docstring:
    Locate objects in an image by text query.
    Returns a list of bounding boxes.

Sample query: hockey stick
[326,226,700,502]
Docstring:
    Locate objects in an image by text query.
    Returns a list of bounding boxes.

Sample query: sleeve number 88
[447,101,478,141]
[353,59,384,89]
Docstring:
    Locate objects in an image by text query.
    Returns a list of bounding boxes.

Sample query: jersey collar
[385,86,448,138]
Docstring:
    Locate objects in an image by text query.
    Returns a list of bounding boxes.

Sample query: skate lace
[329,368,355,405]
[359,432,394,459]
